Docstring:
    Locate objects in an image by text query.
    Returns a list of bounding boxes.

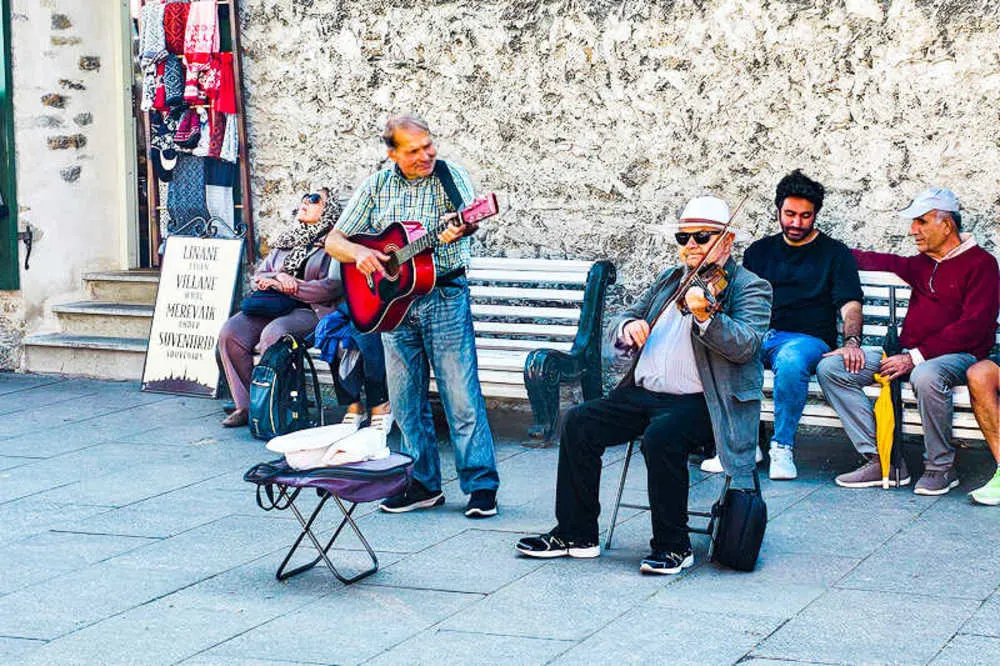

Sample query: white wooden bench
[312,256,617,441]
[761,270,997,444]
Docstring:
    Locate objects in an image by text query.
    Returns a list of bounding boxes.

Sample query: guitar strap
[433,160,466,212]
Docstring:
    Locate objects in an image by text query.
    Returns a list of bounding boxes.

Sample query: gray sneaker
[914,468,960,496]
[835,455,911,488]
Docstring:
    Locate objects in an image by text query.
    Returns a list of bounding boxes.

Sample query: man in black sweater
[703,170,863,480]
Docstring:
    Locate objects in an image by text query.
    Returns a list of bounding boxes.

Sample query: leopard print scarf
[269,192,342,276]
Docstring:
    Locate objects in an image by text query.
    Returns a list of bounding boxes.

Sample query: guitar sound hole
[378,278,398,302]
[384,257,399,279]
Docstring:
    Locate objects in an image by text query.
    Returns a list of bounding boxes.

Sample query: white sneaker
[341,412,365,429]
[369,411,394,434]
[700,447,764,474]
[768,443,798,480]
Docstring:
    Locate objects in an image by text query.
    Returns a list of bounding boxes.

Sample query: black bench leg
[524,350,563,447]
[277,492,379,585]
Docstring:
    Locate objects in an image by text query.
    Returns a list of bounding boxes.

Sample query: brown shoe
[221,409,249,428]
[835,455,911,488]
[913,467,960,496]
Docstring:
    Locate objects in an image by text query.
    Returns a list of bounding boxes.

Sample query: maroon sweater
[853,238,999,360]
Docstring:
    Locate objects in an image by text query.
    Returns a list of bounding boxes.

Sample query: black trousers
[555,385,714,552]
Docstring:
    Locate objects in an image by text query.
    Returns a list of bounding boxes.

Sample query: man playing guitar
[325,115,500,518]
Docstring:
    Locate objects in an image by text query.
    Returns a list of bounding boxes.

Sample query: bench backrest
[467,257,614,350]
[460,257,615,398]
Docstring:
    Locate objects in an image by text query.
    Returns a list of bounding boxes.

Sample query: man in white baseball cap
[516,195,773,574]
[818,187,999,495]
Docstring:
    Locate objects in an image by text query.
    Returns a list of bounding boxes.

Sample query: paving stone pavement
[1,373,998,665]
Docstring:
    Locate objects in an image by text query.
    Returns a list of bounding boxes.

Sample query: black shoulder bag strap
[433,160,466,212]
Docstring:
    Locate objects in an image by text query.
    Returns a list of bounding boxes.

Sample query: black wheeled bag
[710,471,767,571]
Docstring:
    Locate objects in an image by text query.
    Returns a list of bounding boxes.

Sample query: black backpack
[249,334,323,441]
[709,471,767,571]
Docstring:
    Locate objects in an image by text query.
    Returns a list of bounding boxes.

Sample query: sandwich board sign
[141,236,243,397]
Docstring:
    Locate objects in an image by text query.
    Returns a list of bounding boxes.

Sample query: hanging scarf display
[220,113,238,163]
[215,52,238,114]
[152,61,168,112]
[140,0,247,251]
[183,67,206,105]
[206,111,227,159]
[138,2,168,68]
[174,108,202,149]
[167,153,212,233]
[163,1,191,55]
[205,158,237,236]
[192,109,213,157]
[199,53,238,114]
[163,55,185,108]
[184,1,220,73]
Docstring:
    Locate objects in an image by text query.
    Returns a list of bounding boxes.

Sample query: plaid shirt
[335,161,476,273]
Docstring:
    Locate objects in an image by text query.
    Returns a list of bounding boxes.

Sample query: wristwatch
[843,335,862,347]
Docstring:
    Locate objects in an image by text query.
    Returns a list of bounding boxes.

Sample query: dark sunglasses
[302,193,323,204]
[674,230,721,246]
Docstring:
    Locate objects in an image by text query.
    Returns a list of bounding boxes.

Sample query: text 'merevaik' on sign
[141,237,243,397]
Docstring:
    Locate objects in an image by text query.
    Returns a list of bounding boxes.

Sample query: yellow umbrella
[872,355,895,490]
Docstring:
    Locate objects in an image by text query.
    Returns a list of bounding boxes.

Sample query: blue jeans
[381,276,499,494]
[762,330,831,449]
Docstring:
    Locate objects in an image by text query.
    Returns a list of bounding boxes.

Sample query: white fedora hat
[666,196,750,242]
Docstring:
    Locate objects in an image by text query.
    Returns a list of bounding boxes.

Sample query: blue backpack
[249,334,324,441]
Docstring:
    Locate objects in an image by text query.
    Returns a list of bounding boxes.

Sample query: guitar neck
[394,193,498,264]
[395,217,451,264]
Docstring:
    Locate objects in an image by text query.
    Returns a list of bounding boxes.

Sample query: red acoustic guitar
[342,193,499,333]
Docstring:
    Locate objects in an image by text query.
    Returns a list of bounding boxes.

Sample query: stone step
[23,334,147,380]
[83,270,160,304]
[52,301,153,338]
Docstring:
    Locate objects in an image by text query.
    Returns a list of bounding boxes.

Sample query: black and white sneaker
[379,480,445,513]
[464,489,498,518]
[639,549,694,575]
[515,532,600,559]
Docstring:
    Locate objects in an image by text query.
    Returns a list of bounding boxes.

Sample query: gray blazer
[606,257,773,487]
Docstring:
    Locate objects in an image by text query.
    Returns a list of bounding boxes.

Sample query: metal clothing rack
[135,0,256,265]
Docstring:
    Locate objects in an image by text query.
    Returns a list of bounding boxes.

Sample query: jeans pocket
[438,285,465,300]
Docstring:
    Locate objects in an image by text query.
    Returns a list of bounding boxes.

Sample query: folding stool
[604,439,716,551]
[244,454,412,584]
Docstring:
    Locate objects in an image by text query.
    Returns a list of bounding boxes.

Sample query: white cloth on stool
[266,422,362,471]
[321,427,391,467]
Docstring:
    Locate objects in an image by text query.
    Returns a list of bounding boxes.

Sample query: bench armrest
[523,260,616,446]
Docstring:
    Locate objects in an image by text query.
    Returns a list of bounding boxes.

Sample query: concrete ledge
[81,270,160,283]
[51,302,153,317]
[23,336,146,380]
[83,271,159,304]
[23,334,147,352]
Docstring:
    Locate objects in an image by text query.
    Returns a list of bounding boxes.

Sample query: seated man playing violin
[516,196,772,574]
[325,114,500,519]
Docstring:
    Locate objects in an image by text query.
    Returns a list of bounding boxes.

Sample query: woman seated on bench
[218,189,342,427]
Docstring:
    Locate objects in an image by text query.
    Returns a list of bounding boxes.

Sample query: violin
[678,262,729,316]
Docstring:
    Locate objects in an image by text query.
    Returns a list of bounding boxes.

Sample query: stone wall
[240,0,999,301]
[1,0,128,369]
